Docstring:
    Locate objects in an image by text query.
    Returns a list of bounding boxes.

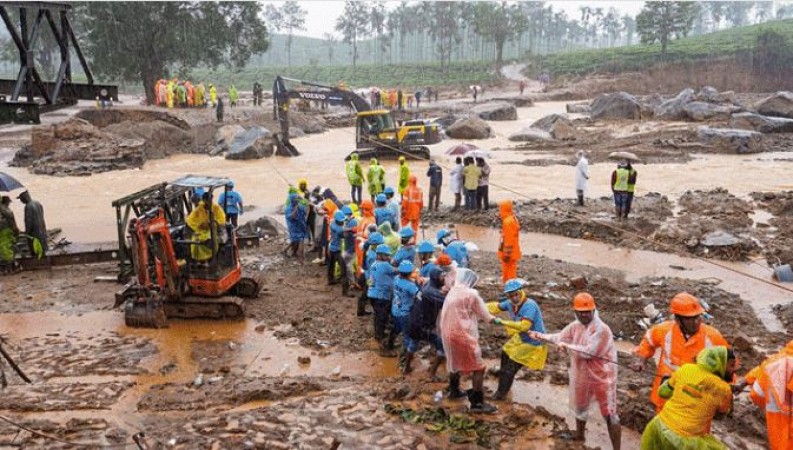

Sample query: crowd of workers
[153,78,239,110]
[271,151,790,450]
[0,190,48,273]
[369,86,438,111]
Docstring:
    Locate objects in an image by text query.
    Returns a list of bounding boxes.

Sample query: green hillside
[530,19,793,77]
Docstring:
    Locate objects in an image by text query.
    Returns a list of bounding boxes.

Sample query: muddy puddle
[429,224,789,333]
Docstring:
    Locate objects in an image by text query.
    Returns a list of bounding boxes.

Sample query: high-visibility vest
[613,167,629,191]
[747,344,793,450]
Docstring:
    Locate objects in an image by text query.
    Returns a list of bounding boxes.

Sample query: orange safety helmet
[573,293,596,311]
[436,254,452,267]
[669,292,705,317]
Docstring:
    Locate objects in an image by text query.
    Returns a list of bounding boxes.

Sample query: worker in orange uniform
[632,292,729,412]
[742,339,793,450]
[401,175,423,234]
[497,200,521,283]
[355,199,377,284]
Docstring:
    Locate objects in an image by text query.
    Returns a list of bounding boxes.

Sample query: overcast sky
[262,1,647,39]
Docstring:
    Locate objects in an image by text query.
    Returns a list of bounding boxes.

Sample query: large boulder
[445,117,491,139]
[696,86,720,103]
[755,91,793,119]
[590,92,641,120]
[225,126,273,160]
[289,111,327,134]
[565,103,590,114]
[508,127,552,142]
[682,102,743,122]
[471,101,517,121]
[697,126,763,154]
[531,114,578,140]
[730,112,793,133]
[655,88,695,121]
[210,124,246,156]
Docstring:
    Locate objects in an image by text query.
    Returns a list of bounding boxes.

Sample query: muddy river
[1,101,791,244]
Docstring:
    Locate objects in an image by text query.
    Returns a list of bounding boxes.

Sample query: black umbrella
[0,172,25,192]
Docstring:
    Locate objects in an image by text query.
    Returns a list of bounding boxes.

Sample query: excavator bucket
[118,285,169,328]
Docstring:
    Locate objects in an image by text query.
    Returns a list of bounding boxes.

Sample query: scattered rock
[297,356,311,365]
[730,112,793,133]
[507,127,552,142]
[471,101,518,121]
[569,276,587,290]
[755,91,793,119]
[696,86,721,103]
[590,92,642,120]
[697,127,763,154]
[445,117,491,139]
[565,102,590,114]
[682,102,742,122]
[655,88,695,121]
[531,114,578,139]
[701,230,742,247]
[238,215,285,238]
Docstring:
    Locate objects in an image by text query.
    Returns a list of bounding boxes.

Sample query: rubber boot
[341,277,350,297]
[492,371,515,400]
[577,194,584,207]
[356,292,371,316]
[468,390,497,414]
[447,372,466,399]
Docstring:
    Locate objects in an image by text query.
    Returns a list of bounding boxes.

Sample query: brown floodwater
[1,101,791,245]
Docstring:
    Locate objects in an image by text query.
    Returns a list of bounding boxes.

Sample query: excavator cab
[113,175,260,328]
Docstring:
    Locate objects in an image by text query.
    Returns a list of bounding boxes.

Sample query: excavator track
[162,296,245,321]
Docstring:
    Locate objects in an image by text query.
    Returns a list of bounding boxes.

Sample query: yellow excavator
[272,76,440,160]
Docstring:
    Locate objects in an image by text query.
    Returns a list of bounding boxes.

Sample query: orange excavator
[113,176,260,328]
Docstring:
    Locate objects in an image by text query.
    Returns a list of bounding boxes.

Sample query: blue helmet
[376,193,387,205]
[384,186,395,196]
[227,181,235,188]
[503,279,524,294]
[399,227,415,239]
[341,205,353,216]
[376,244,392,255]
[418,240,434,253]
[333,211,346,222]
[346,218,358,229]
[368,232,385,245]
[398,260,414,274]
[436,228,452,243]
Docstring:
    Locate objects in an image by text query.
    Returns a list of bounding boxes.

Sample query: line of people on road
[153,78,239,110]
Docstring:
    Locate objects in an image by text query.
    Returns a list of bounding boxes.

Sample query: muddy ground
[0,233,781,449]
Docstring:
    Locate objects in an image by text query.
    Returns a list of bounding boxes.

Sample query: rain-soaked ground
[0,84,787,449]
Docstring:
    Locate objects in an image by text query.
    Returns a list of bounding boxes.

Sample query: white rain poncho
[439,268,494,373]
[541,311,618,421]
[575,152,589,192]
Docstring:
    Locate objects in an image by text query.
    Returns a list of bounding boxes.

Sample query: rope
[337,121,793,296]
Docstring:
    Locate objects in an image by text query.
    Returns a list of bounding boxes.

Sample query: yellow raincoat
[487,292,548,370]
[186,201,226,261]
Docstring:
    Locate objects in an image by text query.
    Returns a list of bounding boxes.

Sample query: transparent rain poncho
[541,311,618,420]
[438,268,494,373]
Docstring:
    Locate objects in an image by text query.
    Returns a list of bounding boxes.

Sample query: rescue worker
[640,347,735,450]
[611,161,630,220]
[487,279,547,400]
[176,82,187,107]
[498,200,521,283]
[346,152,364,205]
[367,158,385,202]
[575,150,589,207]
[358,231,384,317]
[196,82,206,107]
[531,293,621,449]
[374,194,394,228]
[625,163,638,218]
[401,175,423,233]
[379,222,400,254]
[437,228,469,268]
[355,199,377,289]
[166,79,175,108]
[389,261,420,372]
[18,190,48,257]
[462,157,481,210]
[392,227,416,267]
[285,192,307,264]
[743,339,793,450]
[408,266,448,378]
[368,244,398,353]
[186,192,226,262]
[327,211,347,288]
[450,157,463,211]
[632,292,730,413]
[439,268,499,413]
[398,156,410,197]
[209,83,218,107]
[217,181,243,228]
[0,196,19,273]
[185,81,194,107]
[341,216,358,297]
[417,240,437,277]
[229,84,239,107]
[157,80,166,107]
[216,97,224,122]
[384,186,401,231]
[426,159,442,212]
